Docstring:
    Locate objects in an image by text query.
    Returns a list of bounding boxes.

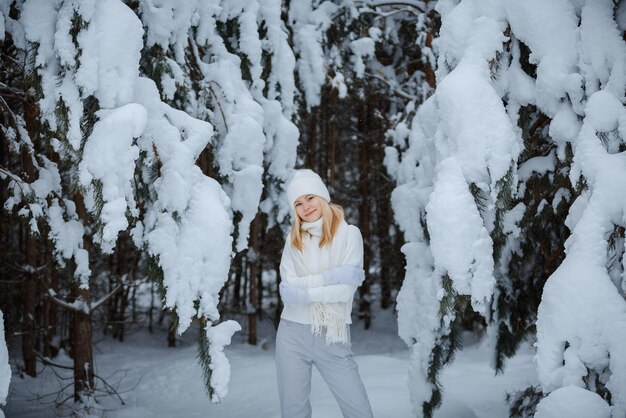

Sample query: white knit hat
[286,169,330,213]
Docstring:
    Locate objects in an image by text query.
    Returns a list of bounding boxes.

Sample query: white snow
[135,77,230,328]
[350,37,375,78]
[73,0,144,109]
[0,7,4,42]
[535,386,611,418]
[549,103,581,159]
[29,157,61,201]
[46,200,91,287]
[585,90,624,133]
[389,1,626,416]
[143,0,299,249]
[205,320,242,402]
[536,120,626,417]
[259,0,297,116]
[8,0,263,401]
[426,157,495,314]
[0,310,9,417]
[289,0,338,108]
[526,1,626,415]
[395,241,440,415]
[504,0,582,116]
[517,152,556,183]
[78,104,146,253]
[5,310,538,418]
[4,1,626,416]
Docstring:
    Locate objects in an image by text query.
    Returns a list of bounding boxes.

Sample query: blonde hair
[290,197,345,251]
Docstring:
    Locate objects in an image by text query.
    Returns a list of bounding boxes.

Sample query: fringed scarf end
[311,303,349,345]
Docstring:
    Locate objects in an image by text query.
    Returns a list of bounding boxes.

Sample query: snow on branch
[390,0,626,416]
[47,285,121,315]
[355,0,426,12]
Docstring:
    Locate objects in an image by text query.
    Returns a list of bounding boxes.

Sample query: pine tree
[388,2,626,417]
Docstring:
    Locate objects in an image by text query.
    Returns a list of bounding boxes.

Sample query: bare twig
[94,374,126,405]
[34,351,73,370]
[7,261,50,274]
[91,284,123,312]
[363,71,416,99]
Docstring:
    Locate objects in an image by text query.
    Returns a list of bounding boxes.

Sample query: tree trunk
[320,89,328,179]
[42,244,59,357]
[307,109,318,170]
[378,179,393,310]
[257,218,266,314]
[21,84,39,377]
[148,282,154,333]
[329,90,338,189]
[71,192,95,402]
[233,252,243,310]
[357,98,372,329]
[375,92,394,309]
[168,316,176,348]
[22,223,37,377]
[248,213,260,345]
[72,284,94,402]
[274,260,282,327]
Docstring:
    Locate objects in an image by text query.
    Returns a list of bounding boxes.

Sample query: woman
[276,169,374,418]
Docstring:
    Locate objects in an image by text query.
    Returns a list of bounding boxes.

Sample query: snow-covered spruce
[0,0,313,403]
[136,0,299,243]
[134,1,305,393]
[388,0,626,417]
[388,1,520,415]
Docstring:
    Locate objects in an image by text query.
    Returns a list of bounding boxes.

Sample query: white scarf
[296,217,350,344]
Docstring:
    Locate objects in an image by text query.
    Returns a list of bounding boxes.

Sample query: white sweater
[279,217,364,325]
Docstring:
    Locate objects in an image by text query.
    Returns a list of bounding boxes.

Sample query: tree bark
[329,90,338,189]
[377,175,393,309]
[307,109,318,170]
[22,223,38,377]
[148,282,154,333]
[357,97,372,329]
[168,315,177,348]
[247,213,260,345]
[233,252,243,310]
[72,284,94,402]
[42,243,59,357]
[21,78,40,377]
[71,192,95,402]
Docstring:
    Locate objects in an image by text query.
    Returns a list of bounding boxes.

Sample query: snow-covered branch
[363,71,416,100]
[47,285,121,315]
[355,0,426,12]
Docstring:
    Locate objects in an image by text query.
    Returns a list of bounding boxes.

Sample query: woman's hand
[279,282,311,304]
[322,265,365,286]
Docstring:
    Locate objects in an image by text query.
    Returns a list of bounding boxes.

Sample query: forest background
[1,0,626,417]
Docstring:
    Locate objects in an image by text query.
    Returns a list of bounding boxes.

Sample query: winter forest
[1,0,625,417]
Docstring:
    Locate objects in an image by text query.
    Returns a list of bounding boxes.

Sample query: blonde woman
[276,169,373,418]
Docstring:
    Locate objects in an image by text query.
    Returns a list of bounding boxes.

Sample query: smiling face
[294,194,323,222]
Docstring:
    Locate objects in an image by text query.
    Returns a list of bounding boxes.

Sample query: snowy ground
[5,309,538,418]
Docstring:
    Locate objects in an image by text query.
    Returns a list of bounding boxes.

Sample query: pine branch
[197,320,215,399]
[507,385,544,418]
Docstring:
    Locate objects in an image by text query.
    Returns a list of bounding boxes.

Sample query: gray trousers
[275,318,374,418]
